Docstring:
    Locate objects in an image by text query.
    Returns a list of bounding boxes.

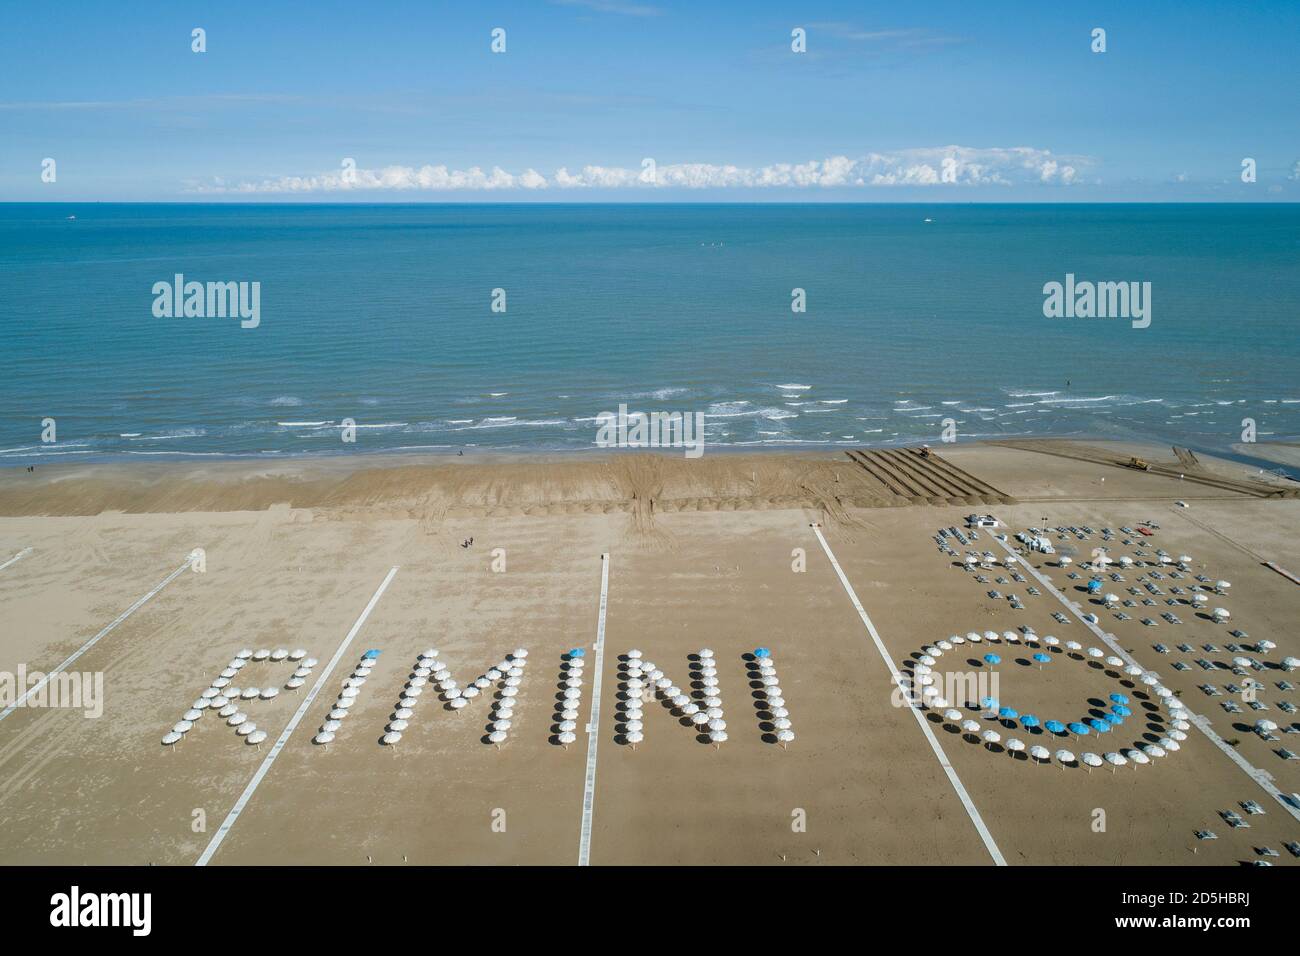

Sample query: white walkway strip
[0,553,194,724]
[0,547,33,573]
[196,566,399,866]
[811,524,1007,866]
[987,534,1300,824]
[577,553,610,867]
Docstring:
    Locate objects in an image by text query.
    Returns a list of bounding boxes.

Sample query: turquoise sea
[1,203,1297,464]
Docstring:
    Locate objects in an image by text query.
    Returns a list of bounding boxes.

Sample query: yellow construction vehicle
[1127,457,1151,471]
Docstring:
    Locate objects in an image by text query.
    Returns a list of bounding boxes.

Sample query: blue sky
[3,0,1298,201]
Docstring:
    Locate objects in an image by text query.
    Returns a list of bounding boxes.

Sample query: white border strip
[577,553,609,867]
[0,553,194,724]
[196,566,399,866]
[812,524,1007,866]
[988,533,1300,823]
[0,547,33,573]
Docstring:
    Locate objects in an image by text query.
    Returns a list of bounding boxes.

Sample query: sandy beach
[1,440,1297,866]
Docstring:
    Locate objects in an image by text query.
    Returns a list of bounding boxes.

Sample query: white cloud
[191,147,1089,194]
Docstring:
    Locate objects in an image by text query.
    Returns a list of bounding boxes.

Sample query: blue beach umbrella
[1068,721,1091,739]
[754,647,772,659]
[1111,704,1132,718]
[1045,720,1066,735]
[984,653,1001,667]
[1088,718,1111,734]
[569,647,586,659]
[363,649,382,660]
[1109,693,1129,705]
[981,696,999,711]
[1033,652,1051,669]
[1087,578,1103,594]
[1104,712,1124,726]
[1021,714,1041,730]
[998,706,1019,721]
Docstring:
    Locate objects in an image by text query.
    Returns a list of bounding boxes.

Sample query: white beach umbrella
[183,709,203,721]
[236,648,253,659]
[253,649,270,660]
[172,720,194,734]
[1029,745,1050,764]
[1006,737,1026,755]
[388,719,409,732]
[161,732,183,747]
[1054,749,1076,769]
[776,729,795,749]
[767,696,785,708]
[304,658,318,668]
[709,730,728,748]
[1066,641,1083,652]
[322,719,341,733]
[626,731,644,749]
[449,698,468,710]
[290,648,307,660]
[943,709,963,722]
[260,687,279,700]
[558,731,577,749]
[462,686,480,700]
[236,723,257,737]
[246,730,268,748]
[328,708,349,720]
[1081,752,1103,772]
[683,703,700,716]
[1141,744,1166,758]
[1105,656,1123,668]
[1087,647,1104,659]
[285,678,305,690]
[960,719,981,734]
[220,667,238,679]
[983,631,999,642]
[271,648,288,661]
[382,731,402,747]
[982,730,1001,748]
[488,730,509,749]
[313,731,335,746]
[227,713,247,727]
[560,708,578,721]
[937,640,953,651]
[218,703,238,718]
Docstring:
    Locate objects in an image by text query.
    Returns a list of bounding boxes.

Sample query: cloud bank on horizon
[192,147,1086,194]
